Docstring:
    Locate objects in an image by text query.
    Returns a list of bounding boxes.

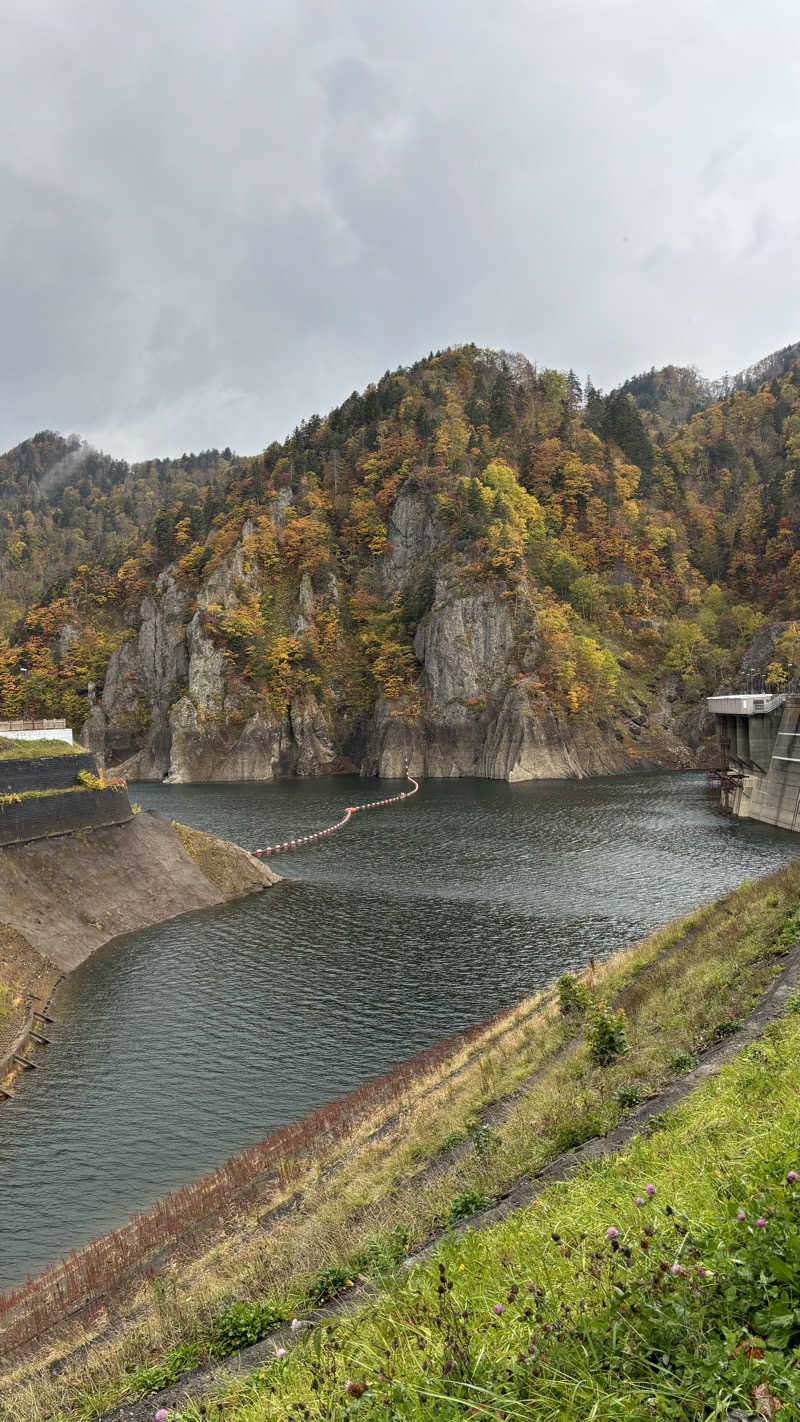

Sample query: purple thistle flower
[787,1170,798,1184]
[275,1347,286,1359]
[756,1217,766,1228]
[645,1184,656,1198]
[155,1412,170,1422]
[635,1197,645,1207]
[607,1227,619,1239]
[493,1304,504,1315]
[737,1210,746,1220]
[671,1263,681,1275]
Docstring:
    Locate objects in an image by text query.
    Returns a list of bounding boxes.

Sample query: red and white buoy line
[252,759,419,858]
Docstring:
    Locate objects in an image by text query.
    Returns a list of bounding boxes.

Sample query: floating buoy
[250,769,419,856]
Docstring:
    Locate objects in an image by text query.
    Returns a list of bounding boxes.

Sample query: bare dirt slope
[0,811,278,974]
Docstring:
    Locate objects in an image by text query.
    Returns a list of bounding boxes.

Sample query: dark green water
[0,773,796,1288]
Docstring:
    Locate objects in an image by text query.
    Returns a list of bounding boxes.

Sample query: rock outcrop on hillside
[5,343,795,787]
[85,490,710,783]
[740,622,794,678]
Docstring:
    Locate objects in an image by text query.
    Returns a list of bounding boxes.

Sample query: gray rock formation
[383,488,447,593]
[86,570,190,778]
[81,492,711,785]
[740,621,793,677]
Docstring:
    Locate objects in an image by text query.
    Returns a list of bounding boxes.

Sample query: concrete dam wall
[708,693,800,833]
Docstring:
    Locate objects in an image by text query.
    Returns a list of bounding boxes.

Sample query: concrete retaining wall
[730,699,800,834]
[0,753,97,795]
[0,787,133,848]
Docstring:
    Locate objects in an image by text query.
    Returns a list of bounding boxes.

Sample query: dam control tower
[706,691,800,833]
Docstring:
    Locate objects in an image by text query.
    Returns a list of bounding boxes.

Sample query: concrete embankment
[0,811,279,1089]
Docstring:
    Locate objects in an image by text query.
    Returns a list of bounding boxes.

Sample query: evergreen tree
[488,364,515,435]
[601,391,653,473]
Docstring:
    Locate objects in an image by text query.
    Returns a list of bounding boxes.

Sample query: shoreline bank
[0,812,279,1097]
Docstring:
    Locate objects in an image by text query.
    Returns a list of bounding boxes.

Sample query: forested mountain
[0,432,234,630]
[615,340,800,433]
[0,344,797,782]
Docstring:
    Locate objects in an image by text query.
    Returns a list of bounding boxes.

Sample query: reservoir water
[0,773,796,1288]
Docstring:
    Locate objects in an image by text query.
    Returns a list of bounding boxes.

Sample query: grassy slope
[3,864,796,1421]
[205,1009,800,1422]
[0,738,83,760]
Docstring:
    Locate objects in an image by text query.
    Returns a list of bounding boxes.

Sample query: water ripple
[0,773,795,1286]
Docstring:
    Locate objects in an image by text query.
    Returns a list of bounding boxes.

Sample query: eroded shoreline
[0,811,279,1094]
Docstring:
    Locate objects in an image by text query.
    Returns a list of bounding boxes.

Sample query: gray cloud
[1,0,799,460]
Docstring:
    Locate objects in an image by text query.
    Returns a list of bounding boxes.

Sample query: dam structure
[707,691,800,833]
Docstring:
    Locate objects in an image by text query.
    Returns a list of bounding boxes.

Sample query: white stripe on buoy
[251,772,418,856]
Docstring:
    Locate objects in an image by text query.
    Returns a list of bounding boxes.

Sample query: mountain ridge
[1,341,798,783]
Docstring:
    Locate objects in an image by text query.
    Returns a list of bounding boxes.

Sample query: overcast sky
[1,0,798,461]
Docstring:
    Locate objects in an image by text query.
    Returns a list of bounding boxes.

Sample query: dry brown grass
[172,820,279,896]
[0,925,60,1079]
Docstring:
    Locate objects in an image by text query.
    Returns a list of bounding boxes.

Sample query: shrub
[709,1017,742,1042]
[76,769,103,789]
[355,1227,407,1276]
[127,1341,205,1394]
[587,1004,629,1066]
[447,1186,490,1223]
[437,1128,468,1155]
[557,972,589,1018]
[467,1122,500,1158]
[210,1299,283,1354]
[551,1108,605,1153]
[615,1082,642,1109]
[303,1263,352,1306]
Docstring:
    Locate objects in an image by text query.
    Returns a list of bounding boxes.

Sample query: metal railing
[0,718,68,732]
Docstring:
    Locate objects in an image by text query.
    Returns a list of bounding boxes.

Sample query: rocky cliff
[6,345,797,783]
[84,486,710,784]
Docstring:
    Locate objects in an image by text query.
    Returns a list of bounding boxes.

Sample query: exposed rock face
[166,702,287,783]
[414,580,515,706]
[367,579,516,777]
[366,572,702,780]
[83,497,711,785]
[89,570,191,777]
[383,488,447,593]
[740,621,793,677]
[85,533,347,782]
[482,683,587,781]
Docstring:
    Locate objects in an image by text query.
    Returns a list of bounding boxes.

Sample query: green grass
[0,737,83,760]
[174,1010,800,1422]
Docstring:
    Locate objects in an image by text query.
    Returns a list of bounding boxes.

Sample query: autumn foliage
[1,345,798,735]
